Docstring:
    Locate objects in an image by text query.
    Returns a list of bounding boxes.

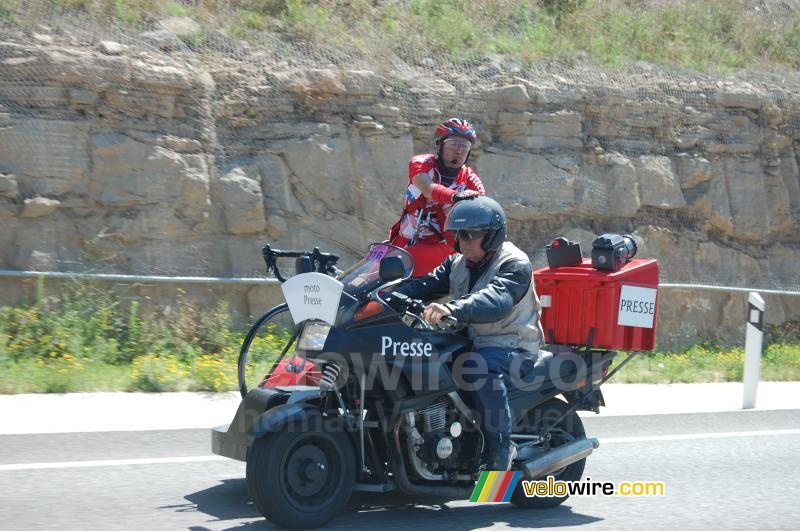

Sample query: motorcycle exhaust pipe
[520,437,599,480]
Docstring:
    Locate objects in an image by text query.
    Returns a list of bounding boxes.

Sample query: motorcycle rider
[388,118,486,277]
[393,196,544,471]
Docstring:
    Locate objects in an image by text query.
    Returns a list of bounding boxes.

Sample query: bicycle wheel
[237,304,300,398]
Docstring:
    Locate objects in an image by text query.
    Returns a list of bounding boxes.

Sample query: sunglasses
[453,229,486,241]
[443,138,472,150]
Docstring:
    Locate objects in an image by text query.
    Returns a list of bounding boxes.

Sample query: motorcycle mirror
[379,256,406,282]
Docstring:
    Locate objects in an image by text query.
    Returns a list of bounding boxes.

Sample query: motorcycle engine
[407,398,477,475]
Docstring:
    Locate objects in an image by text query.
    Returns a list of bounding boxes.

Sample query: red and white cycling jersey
[389,154,485,245]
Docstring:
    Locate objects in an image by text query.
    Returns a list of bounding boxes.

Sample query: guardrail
[0,269,279,285]
[658,283,800,297]
[1,270,799,295]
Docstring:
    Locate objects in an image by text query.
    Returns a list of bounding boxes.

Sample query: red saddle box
[533,258,659,351]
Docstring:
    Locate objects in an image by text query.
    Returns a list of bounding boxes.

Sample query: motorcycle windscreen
[338,243,413,298]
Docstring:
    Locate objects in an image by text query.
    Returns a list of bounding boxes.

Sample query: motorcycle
[212,242,642,529]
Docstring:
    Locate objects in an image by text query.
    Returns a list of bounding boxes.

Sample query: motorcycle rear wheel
[510,397,587,508]
[246,421,356,528]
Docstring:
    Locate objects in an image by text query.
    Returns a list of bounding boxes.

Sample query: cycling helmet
[434,118,477,171]
[444,196,507,253]
[434,118,477,147]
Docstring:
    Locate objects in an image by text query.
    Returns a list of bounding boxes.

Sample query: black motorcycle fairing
[316,317,473,401]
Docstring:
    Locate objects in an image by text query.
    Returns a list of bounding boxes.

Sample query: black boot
[487,443,513,471]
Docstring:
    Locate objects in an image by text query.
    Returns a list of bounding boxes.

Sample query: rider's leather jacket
[395,241,544,352]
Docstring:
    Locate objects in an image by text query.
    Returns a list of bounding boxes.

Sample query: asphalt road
[1,410,799,530]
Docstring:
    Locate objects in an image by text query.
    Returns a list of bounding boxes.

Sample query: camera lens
[621,234,638,261]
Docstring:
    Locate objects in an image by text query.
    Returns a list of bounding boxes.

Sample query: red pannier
[262,358,321,387]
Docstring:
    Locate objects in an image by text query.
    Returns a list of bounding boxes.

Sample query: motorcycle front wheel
[510,397,587,508]
[246,420,356,529]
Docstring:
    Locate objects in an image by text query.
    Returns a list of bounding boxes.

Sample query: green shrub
[0,278,243,392]
[192,353,237,391]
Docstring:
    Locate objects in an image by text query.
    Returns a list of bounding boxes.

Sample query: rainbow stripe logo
[469,471,522,502]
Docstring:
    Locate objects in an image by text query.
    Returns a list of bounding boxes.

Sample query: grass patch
[613,339,800,384]
[0,276,276,393]
[0,358,135,394]
[219,0,800,72]
[2,1,797,73]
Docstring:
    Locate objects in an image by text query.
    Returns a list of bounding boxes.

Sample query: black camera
[546,237,583,268]
[591,234,637,272]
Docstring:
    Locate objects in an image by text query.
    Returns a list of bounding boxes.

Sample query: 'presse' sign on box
[617,285,657,328]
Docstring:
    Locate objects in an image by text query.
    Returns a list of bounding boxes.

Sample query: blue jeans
[461,346,532,453]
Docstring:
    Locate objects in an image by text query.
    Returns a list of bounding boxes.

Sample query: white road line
[2,429,799,472]
[0,455,229,472]
[601,428,800,444]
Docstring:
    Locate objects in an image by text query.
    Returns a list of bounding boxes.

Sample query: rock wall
[2,35,800,349]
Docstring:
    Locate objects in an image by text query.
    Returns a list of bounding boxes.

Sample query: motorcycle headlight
[298,321,331,351]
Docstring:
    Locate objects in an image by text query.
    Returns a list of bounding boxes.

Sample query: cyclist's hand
[452,190,480,202]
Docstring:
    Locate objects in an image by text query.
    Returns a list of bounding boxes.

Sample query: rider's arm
[394,255,454,300]
[444,258,532,323]
[411,172,457,205]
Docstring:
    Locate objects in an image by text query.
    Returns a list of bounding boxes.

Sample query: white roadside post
[742,292,765,409]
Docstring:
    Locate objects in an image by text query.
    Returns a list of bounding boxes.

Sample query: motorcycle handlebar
[438,315,460,330]
[382,292,463,331]
[262,244,340,283]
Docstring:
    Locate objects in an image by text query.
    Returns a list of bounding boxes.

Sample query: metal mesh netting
[2,2,800,296]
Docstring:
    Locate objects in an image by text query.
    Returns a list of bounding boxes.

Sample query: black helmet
[444,196,507,253]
